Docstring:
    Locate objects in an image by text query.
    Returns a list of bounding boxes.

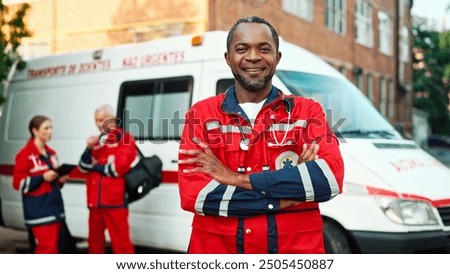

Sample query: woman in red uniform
[13,115,67,254]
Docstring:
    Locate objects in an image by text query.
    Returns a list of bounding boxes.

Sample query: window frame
[379,77,387,116]
[355,0,373,47]
[117,76,194,141]
[387,79,395,119]
[282,0,314,22]
[378,10,393,56]
[325,0,347,35]
[366,73,374,101]
[355,72,363,90]
[399,26,410,63]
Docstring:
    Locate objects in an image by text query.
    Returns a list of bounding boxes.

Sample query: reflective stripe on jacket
[13,139,65,227]
[179,86,344,253]
[79,128,137,208]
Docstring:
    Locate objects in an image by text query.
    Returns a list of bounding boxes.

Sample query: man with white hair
[79,104,137,253]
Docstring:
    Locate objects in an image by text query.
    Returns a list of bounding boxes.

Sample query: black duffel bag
[124,146,162,203]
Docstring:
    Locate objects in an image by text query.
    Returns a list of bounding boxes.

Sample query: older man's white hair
[95,104,115,117]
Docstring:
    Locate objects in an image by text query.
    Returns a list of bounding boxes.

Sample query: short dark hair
[29,115,50,138]
[226,16,279,52]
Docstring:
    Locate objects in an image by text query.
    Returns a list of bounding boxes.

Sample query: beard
[233,72,273,92]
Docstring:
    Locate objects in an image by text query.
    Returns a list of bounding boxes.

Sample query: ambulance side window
[216,79,234,95]
[119,76,193,140]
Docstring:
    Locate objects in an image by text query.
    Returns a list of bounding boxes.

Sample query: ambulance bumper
[350,230,450,253]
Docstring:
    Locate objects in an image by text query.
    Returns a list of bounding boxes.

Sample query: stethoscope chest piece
[240,138,250,151]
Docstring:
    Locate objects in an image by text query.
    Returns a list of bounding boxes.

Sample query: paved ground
[0,225,179,254]
[0,226,29,254]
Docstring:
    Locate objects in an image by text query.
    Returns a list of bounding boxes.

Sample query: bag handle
[112,130,145,158]
[135,142,145,158]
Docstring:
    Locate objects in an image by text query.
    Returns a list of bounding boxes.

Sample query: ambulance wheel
[323,219,352,254]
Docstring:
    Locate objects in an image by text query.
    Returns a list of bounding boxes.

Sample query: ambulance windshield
[276,70,401,139]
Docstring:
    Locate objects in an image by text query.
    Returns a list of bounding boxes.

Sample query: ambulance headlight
[376,198,438,225]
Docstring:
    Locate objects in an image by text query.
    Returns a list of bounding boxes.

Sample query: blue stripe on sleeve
[195,180,279,218]
[227,188,279,217]
[92,164,107,175]
[201,184,226,216]
[26,175,44,193]
[305,161,331,202]
[249,160,337,202]
[250,168,306,200]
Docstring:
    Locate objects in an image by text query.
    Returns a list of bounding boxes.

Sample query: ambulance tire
[323,219,352,254]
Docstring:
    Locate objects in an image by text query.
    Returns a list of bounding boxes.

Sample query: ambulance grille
[437,207,450,226]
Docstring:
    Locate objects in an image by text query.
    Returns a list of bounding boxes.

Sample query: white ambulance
[1,31,449,253]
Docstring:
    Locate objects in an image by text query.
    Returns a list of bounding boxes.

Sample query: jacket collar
[25,138,55,156]
[221,85,282,117]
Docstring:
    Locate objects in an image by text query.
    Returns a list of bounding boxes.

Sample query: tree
[413,21,450,136]
[0,1,31,106]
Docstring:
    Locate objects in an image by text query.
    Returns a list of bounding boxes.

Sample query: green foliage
[440,31,450,80]
[413,22,450,136]
[0,1,31,106]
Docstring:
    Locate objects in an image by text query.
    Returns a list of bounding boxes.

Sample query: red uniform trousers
[32,222,61,254]
[88,207,134,254]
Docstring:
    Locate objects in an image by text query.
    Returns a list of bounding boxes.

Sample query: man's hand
[280,199,301,209]
[86,135,99,149]
[179,138,251,189]
[299,142,319,164]
[58,175,69,183]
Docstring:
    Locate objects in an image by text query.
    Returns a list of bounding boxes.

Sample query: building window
[355,71,363,90]
[366,74,373,101]
[282,0,313,22]
[20,41,51,59]
[379,77,387,116]
[378,11,393,56]
[399,0,409,20]
[399,26,410,63]
[388,79,395,119]
[339,65,346,77]
[325,0,346,34]
[355,0,373,47]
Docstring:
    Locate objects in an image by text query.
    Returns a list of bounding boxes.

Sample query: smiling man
[178,16,344,254]
[225,19,280,96]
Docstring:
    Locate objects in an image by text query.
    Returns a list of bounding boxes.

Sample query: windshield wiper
[336,129,399,139]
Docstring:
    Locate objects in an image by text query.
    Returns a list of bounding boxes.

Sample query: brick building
[11,0,414,134]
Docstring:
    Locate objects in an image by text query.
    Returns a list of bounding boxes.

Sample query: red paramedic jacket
[178,86,344,254]
[79,128,138,208]
[13,139,65,227]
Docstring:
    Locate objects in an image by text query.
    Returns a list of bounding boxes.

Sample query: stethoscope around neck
[233,96,294,151]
